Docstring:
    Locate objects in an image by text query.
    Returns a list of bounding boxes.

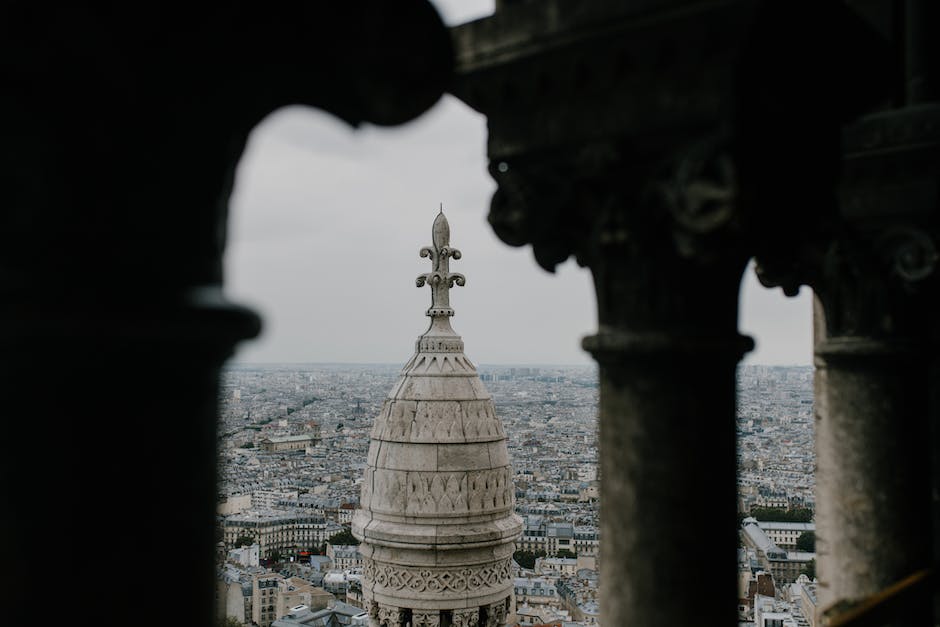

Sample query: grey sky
[223,0,813,366]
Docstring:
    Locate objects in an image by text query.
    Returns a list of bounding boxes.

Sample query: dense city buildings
[216,362,814,626]
[737,366,815,513]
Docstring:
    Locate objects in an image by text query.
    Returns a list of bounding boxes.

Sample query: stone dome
[352,210,522,627]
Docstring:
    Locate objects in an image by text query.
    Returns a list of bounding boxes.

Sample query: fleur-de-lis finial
[416,208,465,317]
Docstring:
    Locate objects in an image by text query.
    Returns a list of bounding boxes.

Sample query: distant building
[514,577,559,608]
[742,518,815,584]
[535,557,577,577]
[228,543,260,568]
[790,574,818,627]
[758,521,814,551]
[518,517,581,557]
[322,570,361,597]
[275,577,335,619]
[261,434,320,453]
[753,593,799,627]
[253,573,283,627]
[326,544,362,571]
[218,493,252,515]
[253,489,300,510]
[223,511,328,559]
[272,601,369,626]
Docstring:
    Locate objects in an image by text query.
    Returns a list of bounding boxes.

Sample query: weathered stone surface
[353,212,521,626]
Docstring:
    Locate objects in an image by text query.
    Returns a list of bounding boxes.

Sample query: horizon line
[225,360,814,368]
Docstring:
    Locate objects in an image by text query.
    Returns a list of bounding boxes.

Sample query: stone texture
[353,212,522,626]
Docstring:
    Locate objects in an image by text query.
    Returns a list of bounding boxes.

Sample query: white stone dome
[352,211,522,627]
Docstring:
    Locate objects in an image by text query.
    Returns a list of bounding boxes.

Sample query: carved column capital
[412,611,441,627]
[758,104,940,348]
[452,607,480,627]
[485,600,508,627]
[488,132,754,361]
[374,604,405,627]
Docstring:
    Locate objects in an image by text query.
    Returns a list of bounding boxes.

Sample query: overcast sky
[223,0,813,367]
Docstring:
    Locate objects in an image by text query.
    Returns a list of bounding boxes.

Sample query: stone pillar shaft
[591,341,742,626]
[584,235,750,626]
[814,333,933,624]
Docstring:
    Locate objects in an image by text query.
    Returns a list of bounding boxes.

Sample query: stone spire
[352,210,522,627]
[416,207,465,319]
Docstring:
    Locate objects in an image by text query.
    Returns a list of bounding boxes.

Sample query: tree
[801,558,816,580]
[796,531,816,552]
[749,506,813,523]
[216,616,242,627]
[269,548,283,564]
[556,549,577,559]
[513,549,546,569]
[327,528,360,546]
[235,535,254,548]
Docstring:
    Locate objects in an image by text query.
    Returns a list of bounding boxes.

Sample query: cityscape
[215,362,817,627]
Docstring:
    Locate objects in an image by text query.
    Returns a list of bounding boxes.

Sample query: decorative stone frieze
[353,211,522,627]
[363,557,513,595]
[370,398,505,443]
[363,467,513,517]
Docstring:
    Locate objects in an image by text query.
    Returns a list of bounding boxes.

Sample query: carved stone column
[485,131,753,627]
[2,5,453,627]
[451,3,897,625]
[808,104,940,624]
[579,145,752,627]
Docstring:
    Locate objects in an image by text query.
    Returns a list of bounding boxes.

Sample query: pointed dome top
[352,205,522,626]
[416,207,465,320]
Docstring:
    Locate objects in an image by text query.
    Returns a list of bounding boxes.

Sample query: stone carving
[657,134,738,262]
[372,399,504,443]
[366,558,513,594]
[366,468,512,515]
[485,600,508,627]
[414,336,467,354]
[412,611,441,627]
[876,225,938,284]
[375,604,404,627]
[416,209,466,318]
[452,608,480,627]
[352,213,522,623]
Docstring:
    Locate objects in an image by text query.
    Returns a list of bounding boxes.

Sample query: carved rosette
[353,211,522,627]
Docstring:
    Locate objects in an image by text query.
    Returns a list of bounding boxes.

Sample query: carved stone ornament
[375,605,405,627]
[353,211,522,621]
[416,207,466,317]
[485,600,508,627]
[412,611,442,627]
[364,467,513,516]
[366,558,513,594]
[876,225,938,285]
[452,608,480,627]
